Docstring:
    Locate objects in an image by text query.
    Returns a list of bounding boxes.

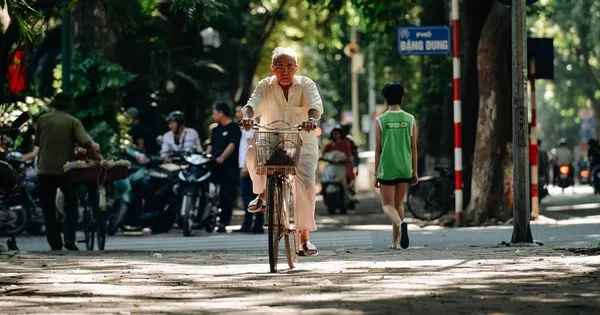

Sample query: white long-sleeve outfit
[244,75,323,231]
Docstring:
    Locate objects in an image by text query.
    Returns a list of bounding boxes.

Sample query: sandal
[247,197,265,213]
[298,242,319,257]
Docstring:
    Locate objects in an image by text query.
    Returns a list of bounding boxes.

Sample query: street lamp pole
[511,0,533,243]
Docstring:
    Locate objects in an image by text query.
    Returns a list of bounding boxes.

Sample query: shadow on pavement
[1,247,599,314]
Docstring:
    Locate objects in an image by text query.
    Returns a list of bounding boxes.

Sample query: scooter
[176,150,218,236]
[106,149,181,235]
[320,150,353,215]
[0,112,30,249]
[556,164,574,192]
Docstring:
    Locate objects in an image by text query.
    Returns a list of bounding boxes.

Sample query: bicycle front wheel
[267,177,282,273]
[406,177,452,221]
[84,205,95,251]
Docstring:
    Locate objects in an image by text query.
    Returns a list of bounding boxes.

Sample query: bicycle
[66,163,128,250]
[77,184,106,250]
[249,120,309,273]
[405,164,454,221]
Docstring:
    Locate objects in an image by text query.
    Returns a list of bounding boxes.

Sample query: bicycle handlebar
[238,120,316,132]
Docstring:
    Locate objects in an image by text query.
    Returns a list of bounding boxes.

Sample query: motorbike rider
[322,127,356,204]
[160,111,202,162]
[552,138,573,185]
[340,124,359,177]
[588,138,600,171]
[126,107,160,158]
[241,46,323,256]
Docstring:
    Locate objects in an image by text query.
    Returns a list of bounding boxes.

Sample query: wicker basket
[254,131,302,176]
[65,166,129,186]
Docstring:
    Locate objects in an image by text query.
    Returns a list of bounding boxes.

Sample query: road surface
[13,185,600,252]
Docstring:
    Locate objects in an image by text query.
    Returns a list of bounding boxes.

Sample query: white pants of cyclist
[246,143,318,232]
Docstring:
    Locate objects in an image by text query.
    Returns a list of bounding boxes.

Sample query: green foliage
[52,47,135,158]
[531,0,600,149]
[170,0,227,24]
[88,121,120,160]
[67,48,136,121]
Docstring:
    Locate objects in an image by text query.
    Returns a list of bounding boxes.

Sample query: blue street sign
[397,26,451,56]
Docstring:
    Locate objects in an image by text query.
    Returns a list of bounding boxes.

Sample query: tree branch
[579,47,600,92]
[260,0,289,45]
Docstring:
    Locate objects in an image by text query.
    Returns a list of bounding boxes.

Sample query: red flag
[6,47,26,95]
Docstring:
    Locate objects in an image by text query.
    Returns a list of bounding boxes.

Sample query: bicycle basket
[254,131,302,175]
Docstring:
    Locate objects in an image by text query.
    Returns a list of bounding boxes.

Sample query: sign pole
[451,0,463,226]
[529,58,539,220]
[511,0,533,243]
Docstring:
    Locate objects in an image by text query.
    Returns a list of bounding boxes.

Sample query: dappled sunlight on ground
[2,247,599,314]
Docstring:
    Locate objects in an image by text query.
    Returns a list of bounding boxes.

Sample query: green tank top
[377,109,415,180]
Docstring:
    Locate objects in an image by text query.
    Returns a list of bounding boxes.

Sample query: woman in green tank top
[374,82,419,249]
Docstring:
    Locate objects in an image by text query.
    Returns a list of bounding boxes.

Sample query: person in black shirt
[126,107,159,156]
[207,102,241,233]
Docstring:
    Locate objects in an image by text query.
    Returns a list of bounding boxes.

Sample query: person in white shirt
[240,46,323,256]
[234,105,264,234]
[160,111,201,162]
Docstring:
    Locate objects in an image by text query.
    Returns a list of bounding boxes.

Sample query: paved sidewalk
[1,247,599,314]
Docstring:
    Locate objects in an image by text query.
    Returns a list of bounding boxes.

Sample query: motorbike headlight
[185,154,207,166]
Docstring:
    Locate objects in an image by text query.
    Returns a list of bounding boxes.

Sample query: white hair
[271,47,298,65]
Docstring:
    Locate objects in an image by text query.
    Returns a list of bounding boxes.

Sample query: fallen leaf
[376,275,385,281]
[133,303,140,308]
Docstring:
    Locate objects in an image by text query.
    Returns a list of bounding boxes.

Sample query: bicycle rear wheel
[406,177,452,221]
[97,209,106,250]
[267,176,282,273]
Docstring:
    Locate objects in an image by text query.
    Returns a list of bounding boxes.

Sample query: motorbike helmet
[558,138,567,146]
[166,111,185,125]
[330,127,344,140]
[126,107,139,120]
[0,160,23,197]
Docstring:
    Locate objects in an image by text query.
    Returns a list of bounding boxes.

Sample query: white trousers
[246,143,318,231]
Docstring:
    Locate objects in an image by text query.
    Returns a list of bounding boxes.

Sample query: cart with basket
[64,159,130,250]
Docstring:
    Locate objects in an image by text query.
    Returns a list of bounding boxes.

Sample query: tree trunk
[465,2,512,225]
[460,0,493,205]
[72,0,119,61]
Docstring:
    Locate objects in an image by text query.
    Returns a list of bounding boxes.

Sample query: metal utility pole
[511,0,533,243]
[61,0,71,93]
[351,26,360,142]
[368,46,376,152]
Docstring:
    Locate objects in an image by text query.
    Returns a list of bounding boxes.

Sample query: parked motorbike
[320,150,353,215]
[0,112,30,248]
[106,149,181,235]
[177,150,218,236]
[556,164,574,192]
[2,151,48,236]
